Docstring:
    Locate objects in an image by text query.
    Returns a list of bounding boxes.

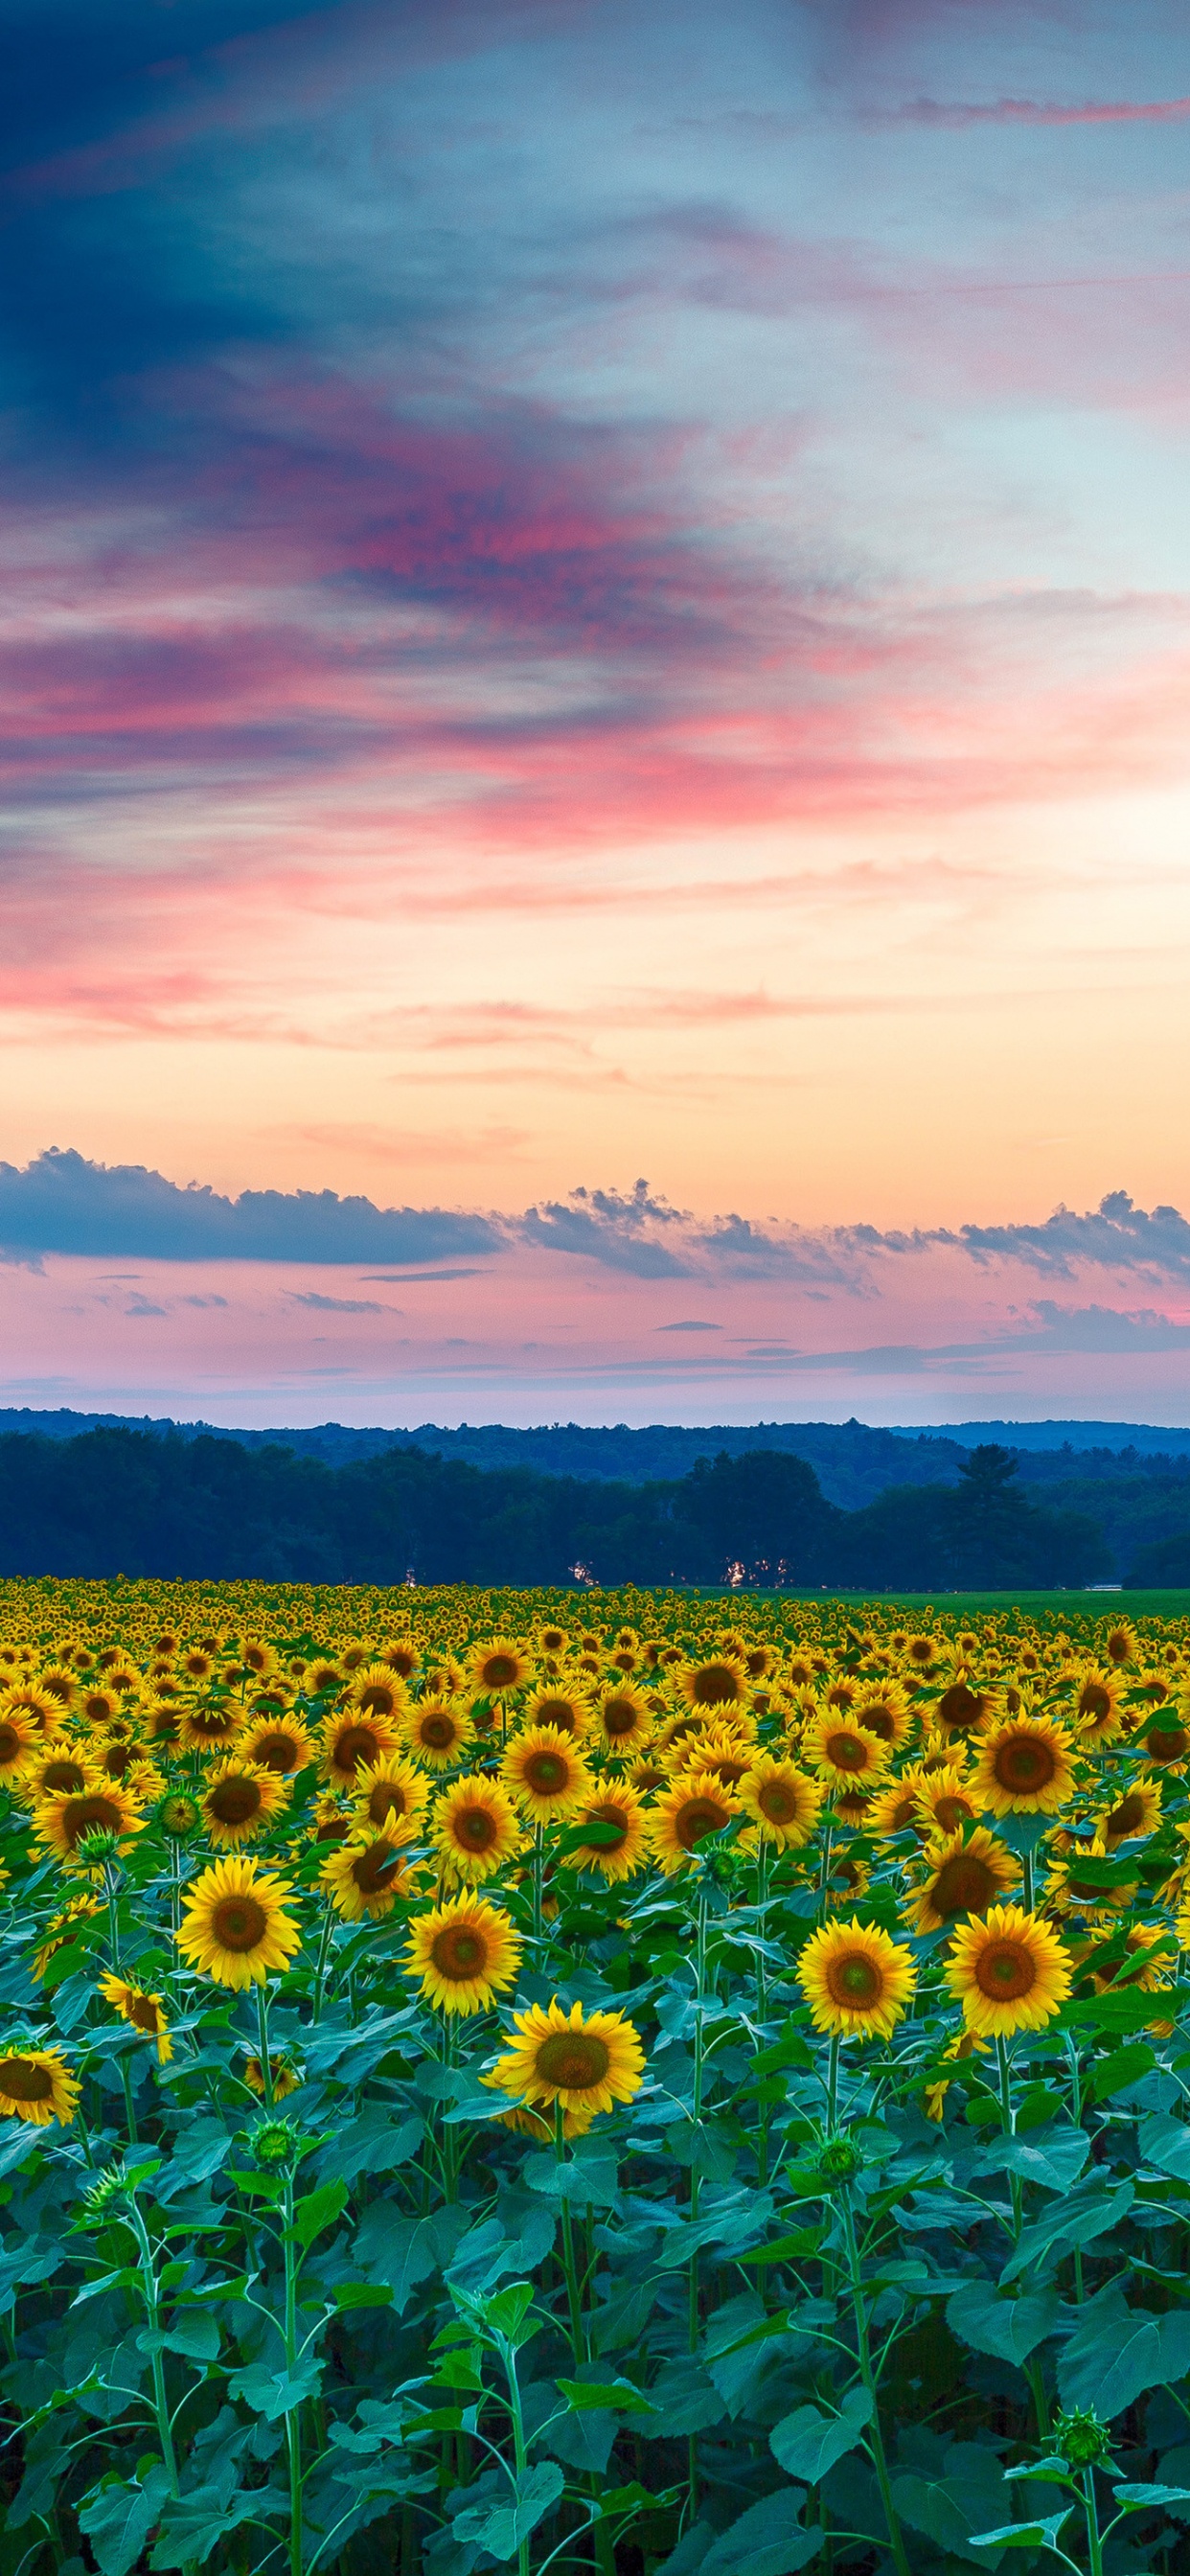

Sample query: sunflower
[200,1758,288,1850]
[1042,1853,1134,1921]
[179,1646,217,1683]
[868,1769,930,1840]
[0,2047,80,2127]
[904,1827,1019,1937]
[914,1765,980,1837]
[970,1714,1075,1817]
[98,1974,173,2063]
[933,1675,1000,1738]
[322,1825,418,1920]
[946,1904,1072,2036]
[903,1634,944,1675]
[649,1770,742,1874]
[521,1685,592,1740]
[175,1856,302,1990]
[851,1685,915,1753]
[77,1685,121,1730]
[378,1635,421,1681]
[629,1756,668,1796]
[303,1659,344,1698]
[1104,1622,1138,1668]
[242,1714,317,1777]
[501,1725,594,1825]
[1077,1921,1175,1997]
[470,1639,531,1699]
[34,1782,145,1872]
[677,1654,747,1712]
[4,1685,64,1739]
[797,1918,916,2041]
[433,1776,523,1883]
[32,1892,103,1980]
[243,2054,303,2100]
[1096,1775,1163,1849]
[492,1997,645,2117]
[1070,1665,1124,1747]
[177,1700,244,1756]
[0,1701,38,1783]
[738,1756,821,1849]
[404,1893,522,2015]
[347,1752,428,1837]
[591,1684,653,1758]
[1138,1712,1190,1768]
[403,1698,474,1769]
[561,1786,648,1881]
[320,1706,401,1789]
[309,1792,353,1845]
[536,1623,569,1658]
[24,1746,93,1803]
[805,1714,891,1794]
[347,1666,409,1726]
[35,1666,78,1714]
[825,1849,871,1910]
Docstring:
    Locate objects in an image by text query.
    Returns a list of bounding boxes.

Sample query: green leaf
[967,2518,1072,2552]
[946,2281,1060,2364]
[558,2376,655,2413]
[451,2460,564,2560]
[770,2385,873,2483]
[1057,2291,1169,2419]
[1000,2180,1133,2285]
[740,2229,822,2267]
[149,2484,287,2568]
[1139,2110,1190,2185]
[1111,2482,1190,2511]
[479,2282,538,2344]
[294,2176,349,2247]
[976,2128,1088,2193]
[334,2281,395,2311]
[1089,2042,1157,2103]
[80,2465,175,2576]
[162,2311,220,2363]
[228,2358,322,2419]
[700,2493,821,2576]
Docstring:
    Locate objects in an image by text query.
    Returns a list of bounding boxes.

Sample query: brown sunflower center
[332,1724,380,1774]
[209,1779,263,1826]
[858,1702,897,1740]
[1079,1683,1111,1723]
[534,2033,610,2089]
[256,1732,300,1772]
[930,1854,997,1919]
[825,1731,869,1773]
[63,1794,125,1847]
[431,1925,486,1978]
[884,1793,918,1830]
[420,1714,457,1750]
[367,1782,407,1824]
[352,1842,404,1895]
[675,1796,730,1851]
[482,1656,518,1690]
[456,1806,498,1849]
[0,2058,54,2103]
[1147,1725,1187,1760]
[210,1896,268,1952]
[191,1711,238,1739]
[938,1683,983,1730]
[993,1736,1055,1792]
[356,1684,398,1718]
[826,1953,882,2008]
[603,1699,638,1737]
[523,1752,568,1795]
[758,1779,800,1824]
[315,1817,350,1843]
[41,1759,88,1794]
[128,1994,162,2034]
[974,1938,1036,2001]
[0,1725,25,1764]
[690,1665,741,1705]
[583,1804,629,1847]
[1106,1793,1146,1837]
[932,1793,975,1832]
[536,1700,578,1732]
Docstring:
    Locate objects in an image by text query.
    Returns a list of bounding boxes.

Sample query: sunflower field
[3,1583,1190,2576]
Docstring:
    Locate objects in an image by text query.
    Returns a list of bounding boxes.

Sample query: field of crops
[2,1581,1190,2576]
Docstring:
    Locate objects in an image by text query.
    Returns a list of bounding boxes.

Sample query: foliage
[0,1581,1189,2575]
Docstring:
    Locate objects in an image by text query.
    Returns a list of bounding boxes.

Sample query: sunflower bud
[252,2117,302,2169]
[813,2137,862,2190]
[80,2161,132,2222]
[1055,2409,1111,2469]
[159,1792,201,1837]
[77,1827,121,1869]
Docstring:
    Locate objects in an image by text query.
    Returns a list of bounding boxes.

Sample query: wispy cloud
[889,96,1190,127]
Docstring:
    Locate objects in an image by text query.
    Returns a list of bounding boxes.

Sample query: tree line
[0,1425,1143,1589]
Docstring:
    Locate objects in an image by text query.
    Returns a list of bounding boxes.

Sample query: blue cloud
[0,1149,502,1265]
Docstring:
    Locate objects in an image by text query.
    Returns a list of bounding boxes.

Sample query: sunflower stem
[281,2165,304,2576]
[839,2191,910,2576]
[126,2187,180,2504]
[310,1901,336,2022]
[686,1882,710,2524]
[1021,1849,1035,1910]
[256,1985,275,2109]
[817,1824,834,1925]
[554,2103,584,2362]
[1082,2465,1105,2576]
[120,2056,139,2148]
[532,1825,545,1946]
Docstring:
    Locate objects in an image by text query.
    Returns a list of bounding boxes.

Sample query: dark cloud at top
[520,1183,696,1278]
[0,1149,501,1266]
[951,1193,1190,1282]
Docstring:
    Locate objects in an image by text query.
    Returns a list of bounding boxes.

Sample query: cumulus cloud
[520,1183,697,1279]
[950,1194,1190,1283]
[0,1150,502,1267]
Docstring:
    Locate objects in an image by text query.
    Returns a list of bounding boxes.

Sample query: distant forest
[2,1422,1187,1588]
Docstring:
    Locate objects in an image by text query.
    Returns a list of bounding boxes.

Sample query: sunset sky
[4,0,1190,1427]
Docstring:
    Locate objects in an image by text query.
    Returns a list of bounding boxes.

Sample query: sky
[3,0,1190,1429]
